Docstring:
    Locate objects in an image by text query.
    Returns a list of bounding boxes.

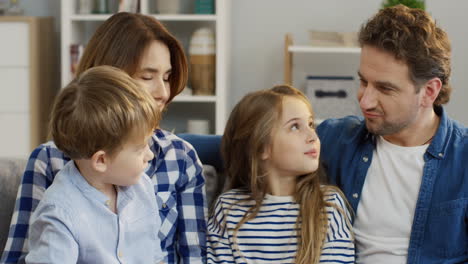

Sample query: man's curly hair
[359,4,452,105]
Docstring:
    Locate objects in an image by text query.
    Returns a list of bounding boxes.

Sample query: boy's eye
[141,76,152,81]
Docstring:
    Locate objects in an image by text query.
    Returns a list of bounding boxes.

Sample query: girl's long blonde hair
[221,85,351,264]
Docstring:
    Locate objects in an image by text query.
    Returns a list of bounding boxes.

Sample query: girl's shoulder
[321,186,348,210]
[218,188,251,201]
[213,189,255,209]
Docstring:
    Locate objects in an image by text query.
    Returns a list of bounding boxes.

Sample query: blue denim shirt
[316,106,468,264]
[25,161,164,264]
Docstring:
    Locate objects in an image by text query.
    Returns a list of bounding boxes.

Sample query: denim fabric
[317,106,468,264]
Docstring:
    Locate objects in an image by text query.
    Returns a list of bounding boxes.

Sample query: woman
[1,12,206,264]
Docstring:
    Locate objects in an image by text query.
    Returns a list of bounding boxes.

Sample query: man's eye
[379,86,393,92]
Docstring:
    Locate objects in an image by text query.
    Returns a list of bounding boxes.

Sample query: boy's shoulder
[41,162,81,203]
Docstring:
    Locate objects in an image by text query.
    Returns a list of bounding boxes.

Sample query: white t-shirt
[354,136,428,264]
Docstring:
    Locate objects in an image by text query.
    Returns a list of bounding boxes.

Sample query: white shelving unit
[61,0,230,134]
[0,16,56,158]
[284,34,361,85]
[283,34,362,122]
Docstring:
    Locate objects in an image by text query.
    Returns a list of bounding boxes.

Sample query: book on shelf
[70,44,85,78]
[118,0,140,13]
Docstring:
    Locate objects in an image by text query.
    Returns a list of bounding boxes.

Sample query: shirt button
[162,203,167,208]
[105,200,110,206]
[438,153,444,157]
[118,251,123,257]
[352,193,359,199]
[362,156,369,162]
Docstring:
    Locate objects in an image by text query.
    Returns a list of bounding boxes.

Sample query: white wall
[18,0,467,125]
[229,0,467,125]
[426,0,468,125]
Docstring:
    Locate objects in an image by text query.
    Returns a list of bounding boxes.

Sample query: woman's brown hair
[221,85,351,264]
[76,12,188,104]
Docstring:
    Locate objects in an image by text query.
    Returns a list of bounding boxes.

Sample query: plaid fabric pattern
[1,129,207,264]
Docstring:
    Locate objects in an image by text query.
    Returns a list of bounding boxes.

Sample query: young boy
[25,66,164,263]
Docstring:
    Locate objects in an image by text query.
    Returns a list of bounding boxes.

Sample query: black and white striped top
[207,189,355,264]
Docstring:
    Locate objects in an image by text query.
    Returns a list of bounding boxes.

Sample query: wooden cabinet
[0,17,57,158]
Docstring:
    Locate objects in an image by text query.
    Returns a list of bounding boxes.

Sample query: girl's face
[133,40,172,111]
[262,96,320,183]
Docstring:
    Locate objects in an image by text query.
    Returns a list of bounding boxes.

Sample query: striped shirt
[1,129,207,264]
[207,189,354,264]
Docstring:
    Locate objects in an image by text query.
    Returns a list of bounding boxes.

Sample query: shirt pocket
[426,198,467,258]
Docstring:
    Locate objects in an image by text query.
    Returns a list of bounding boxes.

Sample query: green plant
[382,0,425,10]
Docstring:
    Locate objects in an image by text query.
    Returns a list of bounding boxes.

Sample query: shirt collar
[65,161,109,205]
[65,160,137,207]
[359,105,451,159]
[425,105,450,160]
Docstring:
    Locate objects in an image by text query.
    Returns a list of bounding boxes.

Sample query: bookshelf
[284,34,361,85]
[284,34,362,122]
[61,0,230,134]
[0,16,56,157]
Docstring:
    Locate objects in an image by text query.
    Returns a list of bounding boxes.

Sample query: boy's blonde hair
[50,66,160,159]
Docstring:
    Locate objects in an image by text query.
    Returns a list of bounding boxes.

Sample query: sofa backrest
[0,158,27,252]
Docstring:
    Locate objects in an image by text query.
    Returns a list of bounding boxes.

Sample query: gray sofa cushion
[0,158,27,252]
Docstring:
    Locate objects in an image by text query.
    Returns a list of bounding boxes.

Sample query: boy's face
[105,133,154,186]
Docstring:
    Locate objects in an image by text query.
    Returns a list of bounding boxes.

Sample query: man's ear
[90,150,108,173]
[421,77,442,108]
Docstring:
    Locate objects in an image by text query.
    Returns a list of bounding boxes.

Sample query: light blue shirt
[25,161,163,264]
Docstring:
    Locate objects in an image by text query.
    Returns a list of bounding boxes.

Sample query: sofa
[0,158,224,253]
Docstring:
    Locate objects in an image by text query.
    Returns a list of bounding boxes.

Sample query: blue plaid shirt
[1,129,207,264]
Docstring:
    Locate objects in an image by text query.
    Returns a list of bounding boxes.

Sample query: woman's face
[133,40,172,111]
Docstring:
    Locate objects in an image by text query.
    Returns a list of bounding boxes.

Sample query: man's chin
[364,119,383,135]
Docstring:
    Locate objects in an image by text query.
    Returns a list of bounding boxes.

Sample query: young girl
[207,85,354,264]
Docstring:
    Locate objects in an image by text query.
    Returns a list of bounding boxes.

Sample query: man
[317,5,467,264]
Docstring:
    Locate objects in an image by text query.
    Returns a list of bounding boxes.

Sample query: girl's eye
[309,121,315,128]
[291,124,299,131]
